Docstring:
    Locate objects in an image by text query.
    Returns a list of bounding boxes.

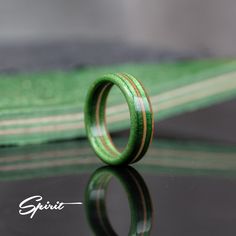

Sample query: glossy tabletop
[0,139,235,236]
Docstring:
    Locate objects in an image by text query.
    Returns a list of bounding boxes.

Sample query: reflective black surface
[0,140,236,236]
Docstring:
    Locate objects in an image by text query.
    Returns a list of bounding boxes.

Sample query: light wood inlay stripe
[119,73,148,162]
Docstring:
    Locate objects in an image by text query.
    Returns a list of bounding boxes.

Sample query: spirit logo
[19,195,83,219]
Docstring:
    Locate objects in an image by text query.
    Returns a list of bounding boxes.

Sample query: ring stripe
[118,73,149,163]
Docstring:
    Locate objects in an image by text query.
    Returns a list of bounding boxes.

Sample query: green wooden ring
[84,73,154,165]
[85,166,153,235]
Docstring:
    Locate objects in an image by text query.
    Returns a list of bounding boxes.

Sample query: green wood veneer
[1,60,236,146]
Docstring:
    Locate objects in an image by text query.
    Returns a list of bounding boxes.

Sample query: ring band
[84,73,154,165]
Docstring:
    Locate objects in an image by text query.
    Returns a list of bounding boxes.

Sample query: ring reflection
[85,166,153,236]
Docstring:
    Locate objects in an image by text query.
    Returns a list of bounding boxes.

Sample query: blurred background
[0,0,236,145]
[0,0,236,56]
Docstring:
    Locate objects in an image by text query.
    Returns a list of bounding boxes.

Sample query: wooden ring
[84,73,154,165]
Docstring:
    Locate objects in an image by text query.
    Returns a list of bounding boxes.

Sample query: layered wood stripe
[117,73,153,163]
[0,68,236,147]
[84,73,154,165]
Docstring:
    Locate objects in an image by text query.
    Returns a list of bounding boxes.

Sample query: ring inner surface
[91,81,122,158]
